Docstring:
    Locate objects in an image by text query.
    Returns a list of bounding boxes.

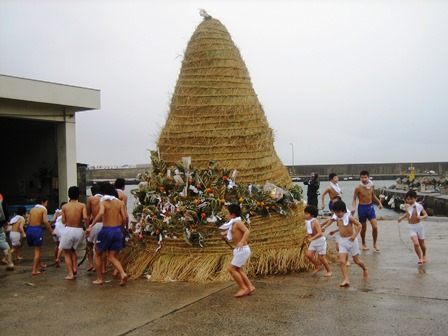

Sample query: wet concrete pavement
[1,218,447,336]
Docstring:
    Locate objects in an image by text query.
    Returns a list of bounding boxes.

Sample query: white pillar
[57,112,77,203]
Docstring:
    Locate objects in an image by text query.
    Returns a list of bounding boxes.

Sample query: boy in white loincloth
[398,190,428,264]
[60,187,89,280]
[333,200,368,287]
[304,205,332,277]
[219,204,255,297]
[50,202,66,266]
[9,206,27,261]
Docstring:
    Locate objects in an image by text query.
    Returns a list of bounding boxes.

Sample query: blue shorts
[329,201,334,211]
[358,204,376,223]
[96,226,123,253]
[26,226,43,247]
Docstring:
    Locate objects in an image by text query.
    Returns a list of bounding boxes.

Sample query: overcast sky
[1,0,447,167]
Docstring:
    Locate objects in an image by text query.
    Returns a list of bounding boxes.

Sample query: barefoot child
[333,201,368,287]
[60,187,88,280]
[27,196,55,275]
[50,202,66,266]
[87,183,128,286]
[321,173,342,211]
[351,170,383,252]
[9,206,27,261]
[304,205,332,277]
[398,190,428,264]
[86,184,104,272]
[219,204,255,297]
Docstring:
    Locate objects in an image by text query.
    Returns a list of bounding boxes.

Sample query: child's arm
[321,189,329,210]
[307,221,323,243]
[19,218,26,237]
[418,207,429,220]
[349,216,362,241]
[398,205,409,223]
[320,218,333,231]
[371,188,383,209]
[351,188,359,214]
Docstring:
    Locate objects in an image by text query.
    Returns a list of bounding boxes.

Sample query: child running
[304,205,332,277]
[219,204,255,297]
[332,200,368,287]
[9,206,27,262]
[398,190,428,264]
[87,183,128,286]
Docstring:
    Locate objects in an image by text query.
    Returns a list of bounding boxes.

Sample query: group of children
[303,170,429,287]
[2,179,130,287]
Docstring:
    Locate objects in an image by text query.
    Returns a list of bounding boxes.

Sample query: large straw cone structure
[122,17,323,282]
[156,17,291,187]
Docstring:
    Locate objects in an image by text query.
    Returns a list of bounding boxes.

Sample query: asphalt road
[1,217,447,336]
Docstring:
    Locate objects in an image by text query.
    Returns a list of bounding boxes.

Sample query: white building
[0,74,100,210]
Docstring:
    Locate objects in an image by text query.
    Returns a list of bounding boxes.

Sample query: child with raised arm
[398,190,428,264]
[332,200,368,287]
[87,183,128,286]
[60,187,88,280]
[304,205,332,277]
[9,206,27,261]
[351,170,383,252]
[321,173,342,211]
[27,196,56,275]
[219,204,255,297]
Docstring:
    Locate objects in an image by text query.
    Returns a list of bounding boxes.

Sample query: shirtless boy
[9,206,27,261]
[351,171,383,251]
[398,190,429,264]
[60,186,89,280]
[27,196,55,275]
[333,201,368,287]
[219,204,255,297]
[50,202,66,266]
[86,184,104,272]
[321,173,342,211]
[304,205,332,277]
[87,183,128,286]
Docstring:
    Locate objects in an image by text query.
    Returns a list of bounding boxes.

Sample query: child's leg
[370,219,380,251]
[228,264,250,297]
[419,239,426,262]
[306,249,322,275]
[86,242,95,271]
[107,250,128,286]
[238,269,255,293]
[352,255,368,280]
[339,253,350,286]
[32,246,42,275]
[64,249,75,280]
[410,236,423,263]
[360,222,369,250]
[93,250,104,285]
[56,248,63,263]
[3,249,14,270]
[71,248,78,275]
[318,254,332,276]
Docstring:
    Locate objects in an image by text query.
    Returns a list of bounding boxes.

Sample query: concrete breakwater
[375,188,448,217]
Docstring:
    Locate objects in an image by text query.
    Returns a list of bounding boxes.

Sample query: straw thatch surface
[157,18,291,188]
[121,17,330,282]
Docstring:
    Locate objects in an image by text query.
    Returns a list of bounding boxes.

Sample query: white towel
[219,216,241,241]
[332,211,350,226]
[330,182,342,194]
[102,195,117,201]
[9,215,24,224]
[305,218,317,234]
[35,204,46,210]
[360,180,374,189]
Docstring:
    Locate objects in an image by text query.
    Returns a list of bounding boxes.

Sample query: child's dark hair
[16,206,27,216]
[35,195,48,204]
[304,205,318,218]
[406,190,418,199]
[90,184,100,195]
[332,200,347,212]
[114,178,126,190]
[331,195,342,202]
[329,173,337,180]
[227,204,241,217]
[68,186,80,200]
[360,170,369,177]
[101,182,118,197]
